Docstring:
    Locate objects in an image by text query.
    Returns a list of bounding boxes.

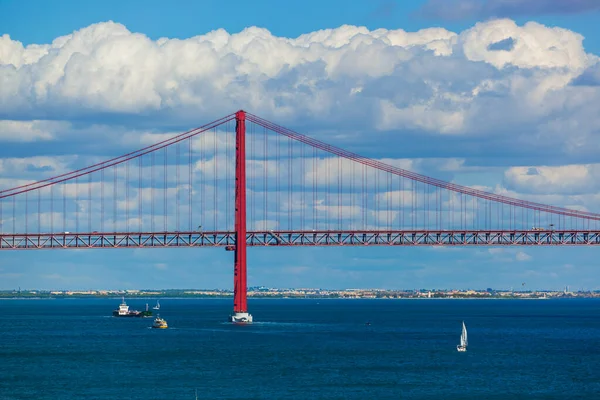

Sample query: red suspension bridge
[1,110,600,321]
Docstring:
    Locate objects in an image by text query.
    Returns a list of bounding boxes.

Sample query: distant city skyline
[1,287,588,292]
[0,281,593,293]
[3,286,597,300]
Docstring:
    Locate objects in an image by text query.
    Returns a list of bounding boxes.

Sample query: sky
[1,0,600,291]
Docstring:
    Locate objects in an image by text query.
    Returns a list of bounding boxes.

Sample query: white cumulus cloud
[0,18,597,145]
[0,120,67,142]
[504,164,600,194]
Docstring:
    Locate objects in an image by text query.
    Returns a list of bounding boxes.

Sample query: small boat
[141,303,153,317]
[113,297,152,318]
[153,300,160,310]
[457,321,468,352]
[152,315,168,329]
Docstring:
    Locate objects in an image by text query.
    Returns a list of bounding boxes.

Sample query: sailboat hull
[457,345,467,352]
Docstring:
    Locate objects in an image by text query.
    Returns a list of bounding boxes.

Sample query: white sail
[460,321,468,347]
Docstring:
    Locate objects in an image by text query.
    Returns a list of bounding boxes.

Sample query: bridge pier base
[230,110,252,324]
[229,312,253,323]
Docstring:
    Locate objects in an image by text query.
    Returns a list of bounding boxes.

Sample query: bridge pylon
[229,110,252,324]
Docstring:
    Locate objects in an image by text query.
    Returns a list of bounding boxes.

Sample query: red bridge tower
[229,110,253,323]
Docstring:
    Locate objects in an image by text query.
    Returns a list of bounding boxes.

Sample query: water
[1,298,599,399]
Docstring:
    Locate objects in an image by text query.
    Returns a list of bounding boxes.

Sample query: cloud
[515,251,532,262]
[572,63,600,86]
[0,156,75,184]
[486,248,532,262]
[1,19,599,183]
[0,19,596,145]
[460,19,589,70]
[0,120,63,142]
[503,164,600,195]
[473,182,600,216]
[420,0,600,21]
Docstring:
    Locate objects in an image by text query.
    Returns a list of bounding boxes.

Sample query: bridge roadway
[1,230,600,249]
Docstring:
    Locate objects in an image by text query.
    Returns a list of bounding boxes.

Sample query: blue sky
[1,0,600,291]
[2,0,600,53]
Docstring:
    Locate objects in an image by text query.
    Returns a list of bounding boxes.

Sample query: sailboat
[153,300,160,310]
[457,321,468,352]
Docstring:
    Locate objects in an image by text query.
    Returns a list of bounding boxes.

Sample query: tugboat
[152,315,168,329]
[112,297,153,318]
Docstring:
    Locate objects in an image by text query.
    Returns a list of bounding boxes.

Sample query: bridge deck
[1,230,599,249]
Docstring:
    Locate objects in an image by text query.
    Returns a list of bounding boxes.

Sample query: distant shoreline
[2,288,597,300]
[0,296,596,301]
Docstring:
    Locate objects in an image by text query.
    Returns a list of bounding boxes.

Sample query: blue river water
[1,298,599,399]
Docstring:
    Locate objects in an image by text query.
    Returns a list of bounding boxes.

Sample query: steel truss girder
[1,230,600,250]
